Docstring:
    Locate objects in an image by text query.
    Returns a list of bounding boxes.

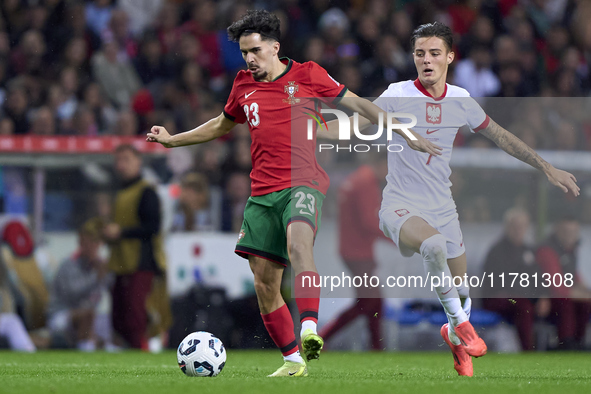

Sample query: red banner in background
[0,136,168,153]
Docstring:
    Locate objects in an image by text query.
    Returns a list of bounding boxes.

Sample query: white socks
[284,350,304,363]
[420,235,468,329]
[457,282,472,319]
[448,275,472,345]
[300,320,317,337]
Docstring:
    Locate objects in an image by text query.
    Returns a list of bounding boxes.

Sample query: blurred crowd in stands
[1,0,591,139]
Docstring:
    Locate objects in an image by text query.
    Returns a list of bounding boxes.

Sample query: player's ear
[273,40,280,56]
[447,50,455,64]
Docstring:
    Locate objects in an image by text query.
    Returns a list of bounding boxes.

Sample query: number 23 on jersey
[243,103,260,127]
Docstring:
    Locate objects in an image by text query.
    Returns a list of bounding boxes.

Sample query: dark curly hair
[227,10,281,43]
[410,22,453,52]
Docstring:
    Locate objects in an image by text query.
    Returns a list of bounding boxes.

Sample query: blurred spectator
[319,154,388,350]
[493,35,519,70]
[481,208,550,351]
[9,29,47,77]
[171,172,214,232]
[543,25,570,75]
[455,45,500,97]
[510,18,536,50]
[363,34,410,93]
[221,172,250,233]
[318,7,350,69]
[56,67,80,121]
[85,0,114,37]
[553,120,580,151]
[0,118,14,135]
[70,105,98,136]
[536,217,591,350]
[106,8,137,61]
[460,16,496,58]
[119,0,163,37]
[356,14,380,62]
[388,11,413,52]
[46,2,101,58]
[337,64,363,97]
[0,249,36,352]
[91,35,141,109]
[552,68,582,96]
[61,37,90,74]
[178,62,205,112]
[181,0,224,78]
[112,110,139,136]
[2,83,29,134]
[103,144,167,349]
[194,138,227,187]
[302,36,328,68]
[133,32,171,85]
[82,82,118,134]
[221,136,252,178]
[29,106,56,135]
[460,195,492,222]
[496,63,526,97]
[155,2,181,54]
[47,219,110,351]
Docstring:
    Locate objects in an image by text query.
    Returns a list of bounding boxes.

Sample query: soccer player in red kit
[147,10,439,377]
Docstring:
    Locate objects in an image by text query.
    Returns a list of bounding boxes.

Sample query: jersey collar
[271,57,293,82]
[414,78,447,101]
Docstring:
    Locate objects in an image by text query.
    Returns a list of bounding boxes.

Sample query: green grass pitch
[1,350,590,394]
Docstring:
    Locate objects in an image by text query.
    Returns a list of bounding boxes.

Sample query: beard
[252,70,268,81]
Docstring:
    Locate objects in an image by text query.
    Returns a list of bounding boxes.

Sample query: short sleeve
[223,77,247,124]
[374,84,400,113]
[464,96,489,133]
[308,62,347,105]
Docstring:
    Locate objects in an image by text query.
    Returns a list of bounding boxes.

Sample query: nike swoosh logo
[288,371,297,376]
[442,287,453,295]
[426,129,439,134]
[245,90,256,99]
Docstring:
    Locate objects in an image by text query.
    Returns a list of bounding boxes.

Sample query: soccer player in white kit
[321,22,579,376]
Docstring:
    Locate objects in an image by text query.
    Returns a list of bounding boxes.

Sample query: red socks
[261,304,298,356]
[260,271,320,356]
[294,271,320,324]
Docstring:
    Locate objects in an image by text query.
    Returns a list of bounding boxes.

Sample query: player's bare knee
[420,234,447,269]
[253,276,279,301]
[287,241,312,268]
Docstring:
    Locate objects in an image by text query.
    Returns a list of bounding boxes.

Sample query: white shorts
[379,203,465,259]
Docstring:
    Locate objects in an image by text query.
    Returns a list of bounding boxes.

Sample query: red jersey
[338,165,386,262]
[223,58,347,196]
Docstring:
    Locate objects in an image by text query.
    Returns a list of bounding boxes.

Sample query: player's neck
[420,78,446,99]
[262,57,288,82]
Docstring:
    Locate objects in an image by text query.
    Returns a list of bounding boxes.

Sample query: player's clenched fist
[146,126,173,148]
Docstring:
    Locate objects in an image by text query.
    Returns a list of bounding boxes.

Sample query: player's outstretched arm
[147,113,236,148]
[480,118,580,197]
[339,90,442,156]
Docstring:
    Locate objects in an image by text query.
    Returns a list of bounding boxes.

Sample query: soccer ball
[177,331,226,377]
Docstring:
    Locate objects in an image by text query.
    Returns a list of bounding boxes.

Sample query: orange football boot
[441,323,473,377]
[454,321,487,358]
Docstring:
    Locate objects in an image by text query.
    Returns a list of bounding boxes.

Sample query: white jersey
[375,79,489,214]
